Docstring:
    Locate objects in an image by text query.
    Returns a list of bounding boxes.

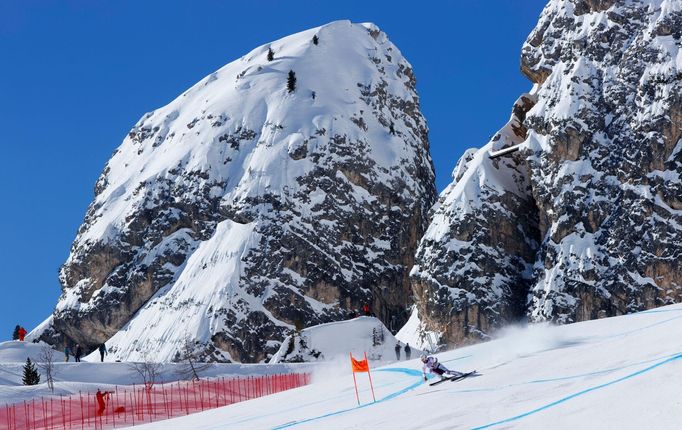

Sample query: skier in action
[420,354,464,381]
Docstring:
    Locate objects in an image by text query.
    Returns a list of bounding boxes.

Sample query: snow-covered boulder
[269,316,420,363]
[42,21,436,363]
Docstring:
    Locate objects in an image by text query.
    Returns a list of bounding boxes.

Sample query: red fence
[0,373,310,430]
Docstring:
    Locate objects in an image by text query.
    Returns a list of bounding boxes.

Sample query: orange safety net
[0,372,311,430]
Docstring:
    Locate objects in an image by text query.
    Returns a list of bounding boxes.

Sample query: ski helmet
[420,354,427,362]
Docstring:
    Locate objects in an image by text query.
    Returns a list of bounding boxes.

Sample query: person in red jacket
[17,327,27,342]
[96,389,112,416]
[362,303,370,316]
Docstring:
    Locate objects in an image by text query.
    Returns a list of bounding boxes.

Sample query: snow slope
[0,341,46,364]
[0,341,312,406]
[123,303,682,429]
[270,316,421,363]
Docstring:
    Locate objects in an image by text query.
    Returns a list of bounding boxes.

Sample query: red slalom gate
[0,373,311,430]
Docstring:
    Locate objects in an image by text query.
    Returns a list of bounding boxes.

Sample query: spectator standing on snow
[64,346,71,362]
[394,343,401,360]
[75,344,83,362]
[98,343,107,362]
[18,327,27,341]
[362,303,370,316]
[404,343,411,360]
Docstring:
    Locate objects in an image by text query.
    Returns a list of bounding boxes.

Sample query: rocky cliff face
[412,0,682,346]
[44,21,436,362]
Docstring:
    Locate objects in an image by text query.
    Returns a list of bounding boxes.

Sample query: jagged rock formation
[42,21,436,362]
[412,0,682,346]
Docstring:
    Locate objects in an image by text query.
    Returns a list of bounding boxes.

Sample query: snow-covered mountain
[411,0,682,346]
[41,21,436,363]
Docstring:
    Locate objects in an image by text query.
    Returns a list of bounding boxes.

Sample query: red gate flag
[349,352,376,405]
[351,355,369,373]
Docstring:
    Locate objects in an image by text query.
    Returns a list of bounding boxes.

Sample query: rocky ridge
[412,0,682,346]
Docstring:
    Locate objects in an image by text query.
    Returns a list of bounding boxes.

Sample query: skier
[64,346,71,362]
[75,344,83,362]
[394,343,401,360]
[98,343,107,362]
[404,343,411,360]
[18,327,27,342]
[420,354,463,381]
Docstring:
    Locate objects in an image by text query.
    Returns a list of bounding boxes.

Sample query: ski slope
[127,304,682,429]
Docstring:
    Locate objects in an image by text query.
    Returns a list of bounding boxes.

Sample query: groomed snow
[110,303,682,429]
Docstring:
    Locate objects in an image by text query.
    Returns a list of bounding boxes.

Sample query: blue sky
[0,1,546,340]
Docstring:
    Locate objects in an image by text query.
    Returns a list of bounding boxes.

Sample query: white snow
[395,306,440,353]
[6,305,682,428]
[0,340,312,405]
[53,303,682,429]
[270,316,421,364]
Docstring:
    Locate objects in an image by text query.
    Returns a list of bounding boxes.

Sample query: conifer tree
[312,35,319,45]
[287,70,296,93]
[267,48,274,61]
[22,358,40,386]
[12,325,20,340]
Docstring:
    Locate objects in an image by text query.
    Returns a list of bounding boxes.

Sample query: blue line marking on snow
[607,314,682,338]
[271,367,423,429]
[470,353,682,429]
[440,351,682,396]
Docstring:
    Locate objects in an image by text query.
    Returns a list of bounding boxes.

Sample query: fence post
[164,383,170,419]
[129,390,135,427]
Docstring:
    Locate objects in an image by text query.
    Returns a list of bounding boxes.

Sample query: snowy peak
[46,21,436,363]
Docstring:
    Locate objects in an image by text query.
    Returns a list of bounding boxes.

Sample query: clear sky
[0,1,546,340]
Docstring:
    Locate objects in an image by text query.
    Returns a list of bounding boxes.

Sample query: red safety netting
[0,373,310,430]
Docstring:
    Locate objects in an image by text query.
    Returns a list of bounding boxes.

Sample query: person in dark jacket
[64,346,71,362]
[394,342,401,360]
[75,344,83,362]
[98,343,107,362]
[404,343,411,360]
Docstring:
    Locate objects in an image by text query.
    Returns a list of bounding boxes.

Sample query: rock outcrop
[412,0,682,346]
[43,21,436,362]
